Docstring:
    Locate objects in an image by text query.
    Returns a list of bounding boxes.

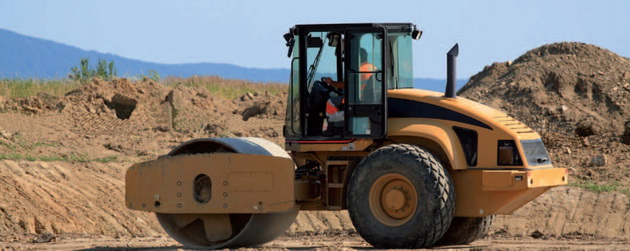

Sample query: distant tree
[96,59,107,78]
[70,58,117,83]
[108,61,117,77]
[148,70,161,82]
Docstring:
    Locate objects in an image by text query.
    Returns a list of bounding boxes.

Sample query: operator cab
[283,23,422,142]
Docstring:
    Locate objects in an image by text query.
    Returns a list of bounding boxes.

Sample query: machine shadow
[78,243,490,250]
[77,246,183,251]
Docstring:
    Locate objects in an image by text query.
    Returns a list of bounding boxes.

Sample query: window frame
[343,26,388,139]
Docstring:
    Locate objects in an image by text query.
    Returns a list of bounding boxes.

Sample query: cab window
[347,32,383,105]
[304,32,343,137]
[346,31,385,137]
[387,32,413,89]
[305,32,339,90]
[285,35,301,138]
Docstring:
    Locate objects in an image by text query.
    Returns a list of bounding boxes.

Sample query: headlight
[521,139,552,166]
[497,140,523,166]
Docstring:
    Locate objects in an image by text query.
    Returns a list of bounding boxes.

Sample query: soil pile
[0,78,288,241]
[0,78,286,160]
[458,42,630,186]
[459,42,629,137]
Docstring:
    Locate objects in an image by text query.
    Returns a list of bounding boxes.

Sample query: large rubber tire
[347,144,455,248]
[156,137,299,249]
[435,215,495,246]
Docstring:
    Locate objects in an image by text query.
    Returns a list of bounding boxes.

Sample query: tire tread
[436,215,495,245]
[347,144,455,248]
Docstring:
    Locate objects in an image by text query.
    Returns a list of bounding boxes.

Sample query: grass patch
[570,181,630,197]
[0,153,39,161]
[32,141,62,148]
[37,155,67,162]
[570,181,619,193]
[164,76,286,99]
[67,153,90,163]
[94,156,118,163]
[0,139,16,151]
[0,78,80,98]
[1,76,287,100]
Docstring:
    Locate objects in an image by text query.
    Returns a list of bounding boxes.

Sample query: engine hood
[387,88,541,141]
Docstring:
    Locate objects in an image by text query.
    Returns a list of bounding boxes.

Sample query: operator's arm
[324,77,345,89]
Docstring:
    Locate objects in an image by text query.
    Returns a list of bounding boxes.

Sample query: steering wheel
[320,77,343,95]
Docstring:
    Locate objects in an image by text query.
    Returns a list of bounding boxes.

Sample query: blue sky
[0,0,628,79]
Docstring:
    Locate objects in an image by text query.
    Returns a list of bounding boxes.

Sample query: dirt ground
[1,235,630,250]
[0,42,629,250]
[0,158,627,250]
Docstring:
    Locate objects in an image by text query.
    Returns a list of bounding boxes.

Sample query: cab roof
[291,23,415,33]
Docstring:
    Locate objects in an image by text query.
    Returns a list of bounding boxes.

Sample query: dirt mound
[459,42,629,138]
[0,78,290,241]
[0,78,287,160]
[65,78,170,120]
[458,42,630,187]
[234,91,286,121]
[0,93,64,114]
[0,77,291,240]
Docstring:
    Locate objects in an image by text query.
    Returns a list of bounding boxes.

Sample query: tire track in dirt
[492,186,629,239]
[0,160,163,240]
[0,159,627,241]
[292,187,629,240]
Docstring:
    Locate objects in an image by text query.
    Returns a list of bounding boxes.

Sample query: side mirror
[327,33,340,47]
[286,39,295,58]
[412,29,423,40]
[283,32,293,43]
[284,31,295,58]
[307,36,323,48]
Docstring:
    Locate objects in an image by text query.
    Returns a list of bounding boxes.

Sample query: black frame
[289,23,415,141]
[343,26,387,138]
[453,126,478,166]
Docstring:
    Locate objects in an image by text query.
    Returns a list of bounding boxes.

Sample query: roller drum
[156,137,298,249]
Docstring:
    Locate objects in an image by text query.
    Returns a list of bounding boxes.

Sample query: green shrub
[70,58,117,83]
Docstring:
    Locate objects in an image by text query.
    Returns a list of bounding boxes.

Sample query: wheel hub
[369,174,418,226]
[384,189,405,210]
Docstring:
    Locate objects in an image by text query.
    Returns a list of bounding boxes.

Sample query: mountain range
[0,28,466,91]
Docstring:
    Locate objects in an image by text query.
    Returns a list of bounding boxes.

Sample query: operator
[323,48,376,126]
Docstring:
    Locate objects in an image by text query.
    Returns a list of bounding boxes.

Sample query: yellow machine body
[285,88,567,217]
[125,153,295,214]
[124,87,567,218]
[386,89,567,216]
[387,88,542,169]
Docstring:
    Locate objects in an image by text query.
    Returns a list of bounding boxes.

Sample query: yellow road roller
[125,23,567,249]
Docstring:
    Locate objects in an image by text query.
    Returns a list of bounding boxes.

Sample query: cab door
[344,27,387,138]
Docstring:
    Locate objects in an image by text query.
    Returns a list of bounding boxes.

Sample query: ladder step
[326,160,350,166]
[328,183,344,188]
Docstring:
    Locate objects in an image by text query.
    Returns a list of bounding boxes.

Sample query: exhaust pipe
[445,43,459,98]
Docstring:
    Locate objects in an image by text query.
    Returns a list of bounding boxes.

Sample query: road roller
[125,23,568,249]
